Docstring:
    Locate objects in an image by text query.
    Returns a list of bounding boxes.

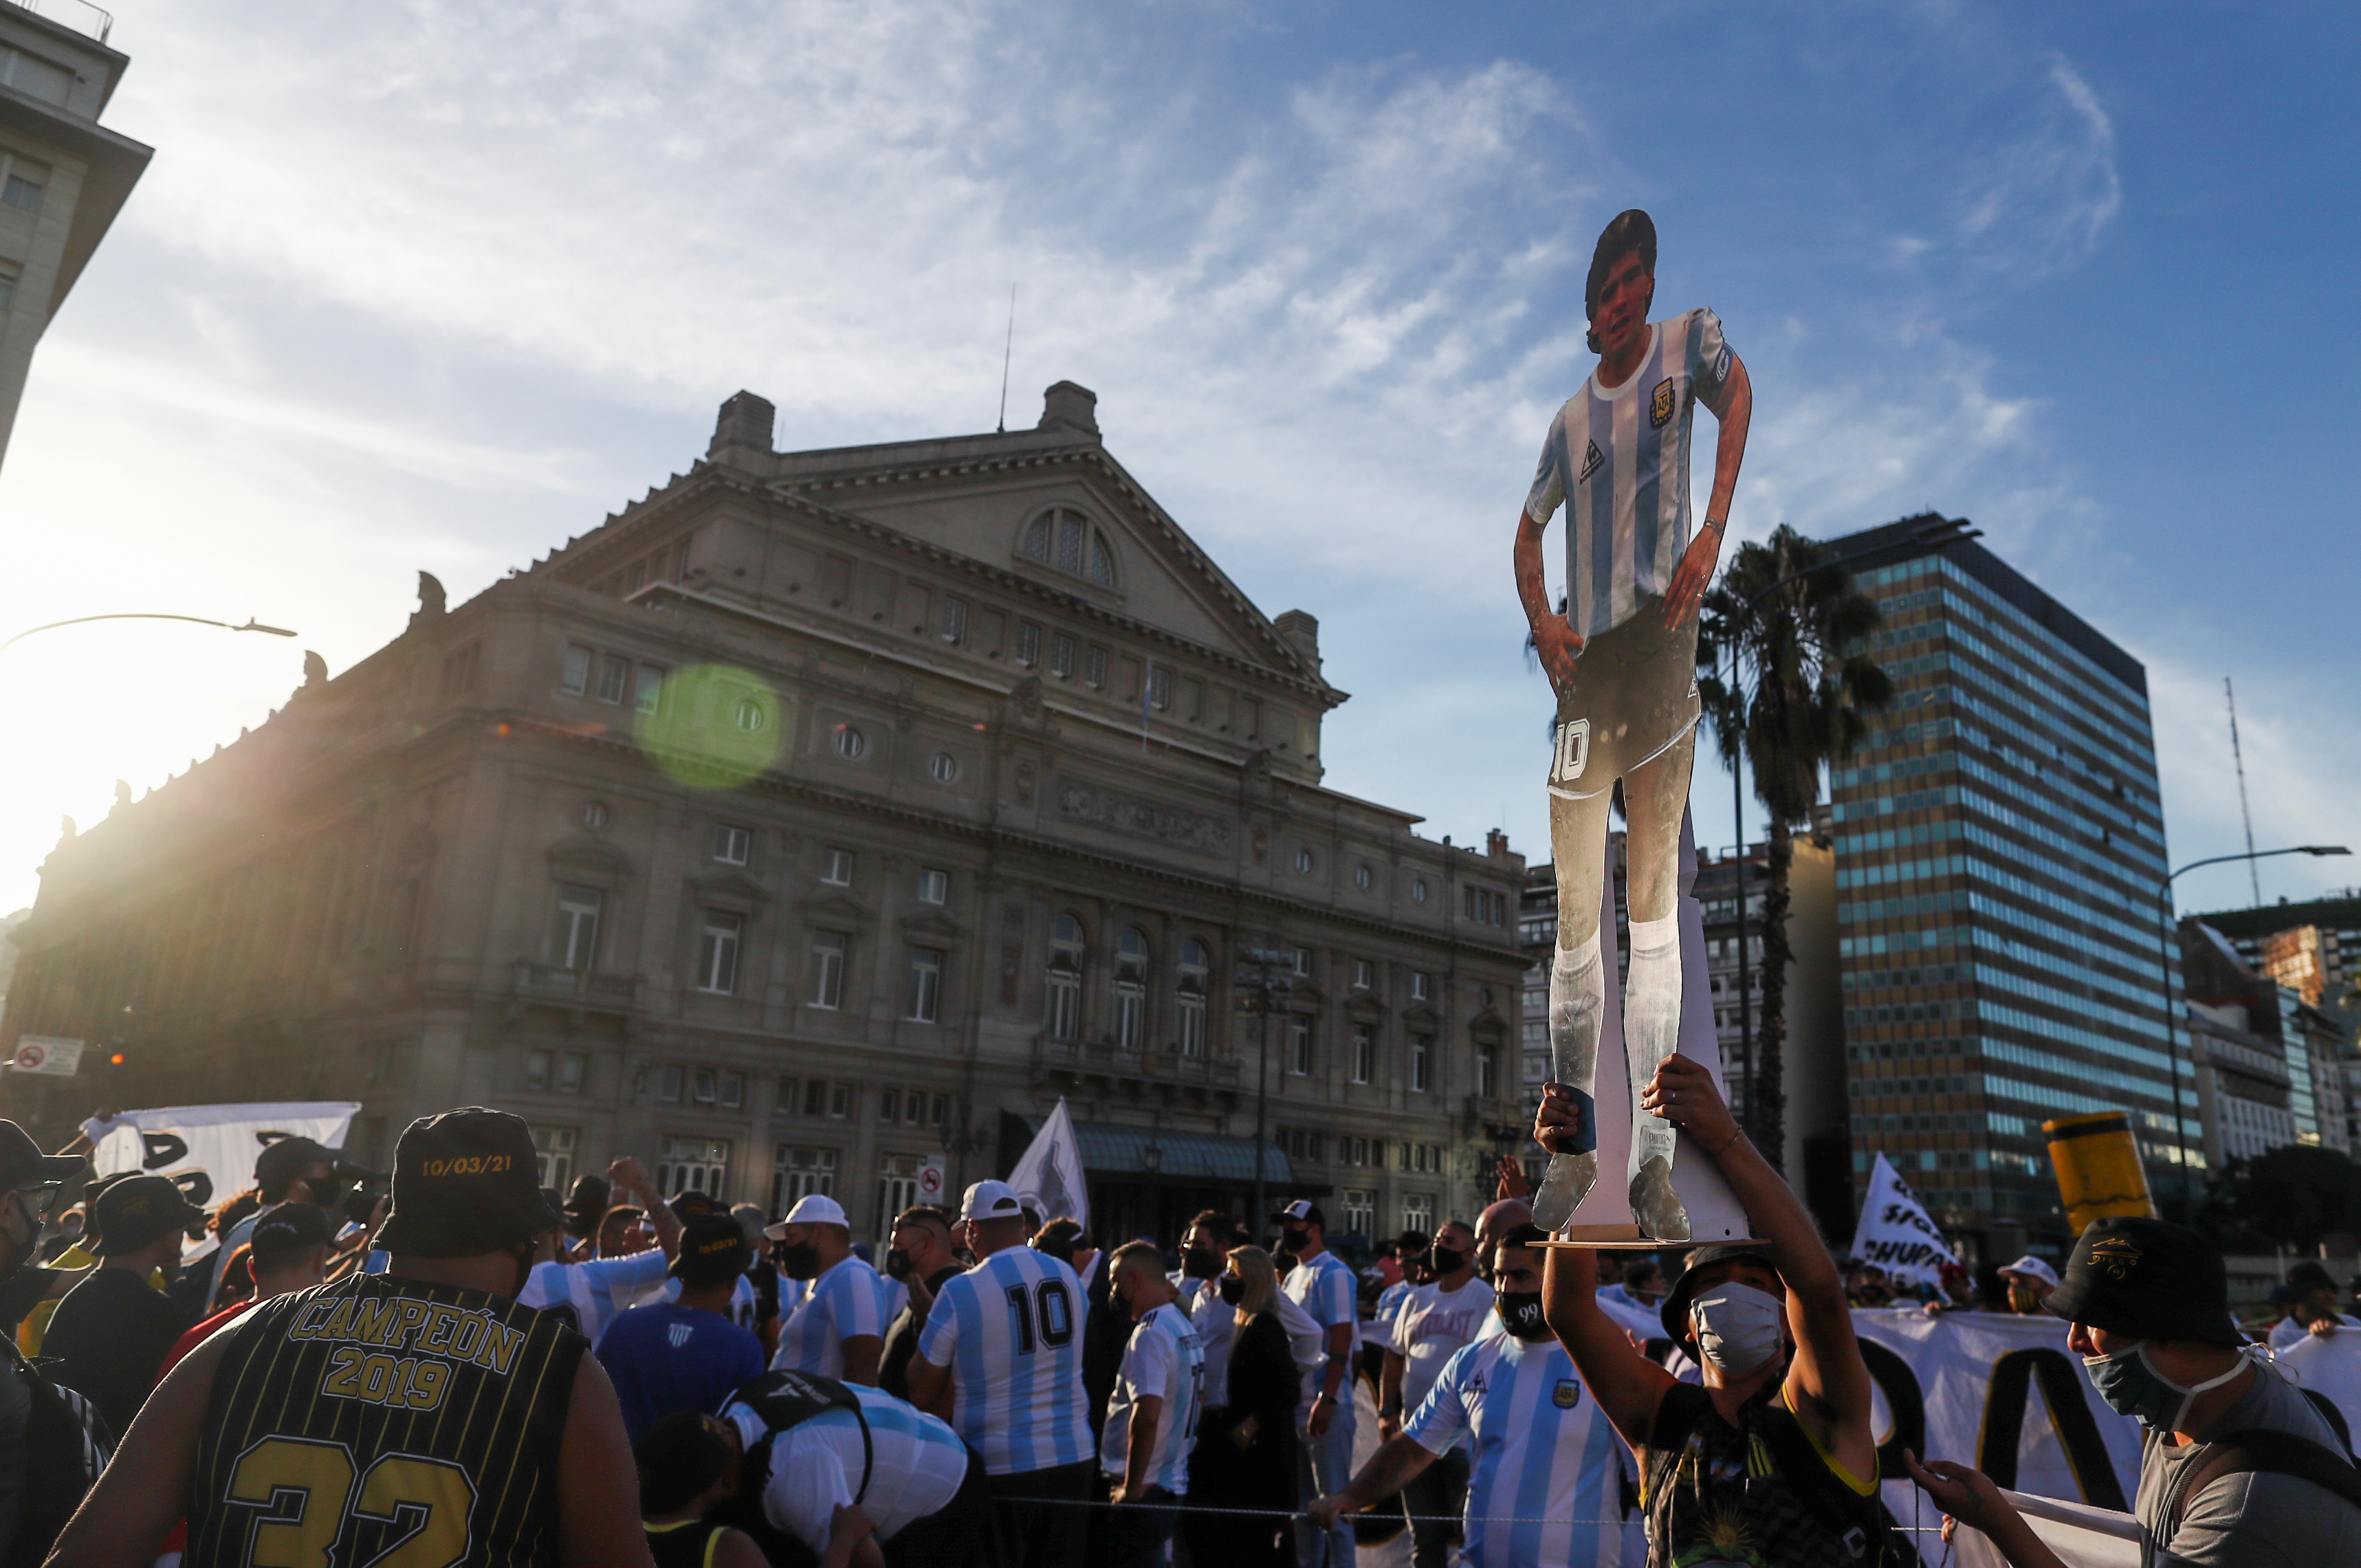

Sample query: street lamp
[1233,947,1295,1227]
[1715,516,1978,1136]
[2154,843,2350,1218]
[0,612,298,655]
[1141,1139,1163,1175]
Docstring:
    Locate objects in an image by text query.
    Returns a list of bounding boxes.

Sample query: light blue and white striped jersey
[1374,1279,1413,1332]
[771,1253,896,1377]
[1099,1302,1205,1494]
[918,1245,1091,1475]
[1280,1249,1361,1411]
[1406,1332,1643,1568]
[723,1382,970,1550]
[657,1273,761,1334]
[1524,308,1737,641]
[519,1247,671,1343]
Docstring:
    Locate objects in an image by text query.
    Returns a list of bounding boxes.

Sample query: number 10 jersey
[186,1273,586,1568]
[916,1246,1090,1476]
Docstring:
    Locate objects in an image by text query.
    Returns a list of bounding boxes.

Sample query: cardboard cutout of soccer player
[1517,210,1753,1239]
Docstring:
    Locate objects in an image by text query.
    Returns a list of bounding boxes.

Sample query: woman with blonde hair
[1184,1244,1297,1568]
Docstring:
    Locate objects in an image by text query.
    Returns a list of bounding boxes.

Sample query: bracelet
[1711,1125,1746,1157]
[1702,517,1727,533]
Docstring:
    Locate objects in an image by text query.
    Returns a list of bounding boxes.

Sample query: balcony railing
[4,0,112,44]
[1032,1035,1241,1089]
[510,961,639,1010]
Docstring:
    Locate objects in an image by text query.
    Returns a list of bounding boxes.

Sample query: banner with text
[84,1101,360,1213]
[1849,1151,1953,1290]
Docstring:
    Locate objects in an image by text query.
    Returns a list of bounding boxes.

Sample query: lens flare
[634,664,787,790]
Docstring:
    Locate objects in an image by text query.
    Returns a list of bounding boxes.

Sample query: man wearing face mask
[1272,1198,1361,1568]
[1537,1053,1887,1567]
[1096,1242,1205,1568]
[1379,1220,1492,1568]
[1311,1226,1642,1568]
[878,1204,963,1402]
[768,1194,896,1384]
[1997,1255,2059,1317]
[48,1107,656,1568]
[1906,1215,2361,1567]
[203,1136,342,1307]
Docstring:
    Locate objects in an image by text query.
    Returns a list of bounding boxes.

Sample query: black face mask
[1429,1246,1467,1278]
[1216,1275,1244,1306]
[1281,1226,1310,1252]
[309,1174,352,1217]
[778,1241,821,1281]
[1183,1246,1221,1280]
[1495,1290,1549,1340]
[886,1248,914,1281]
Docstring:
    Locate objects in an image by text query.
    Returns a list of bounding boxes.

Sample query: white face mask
[1691,1282,1786,1376]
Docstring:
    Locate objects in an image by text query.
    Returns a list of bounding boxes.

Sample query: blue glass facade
[1825,518,2179,1250]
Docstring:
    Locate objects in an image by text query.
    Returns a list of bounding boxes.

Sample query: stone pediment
[1402,1001,1442,1027]
[688,870,771,912]
[547,835,631,885]
[897,907,967,940]
[1343,992,1389,1022]
[795,890,871,923]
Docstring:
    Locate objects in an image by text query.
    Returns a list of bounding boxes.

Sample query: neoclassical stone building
[1,383,1529,1244]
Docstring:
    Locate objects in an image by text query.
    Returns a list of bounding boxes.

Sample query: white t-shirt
[1099,1302,1205,1494]
[723,1383,969,1549]
[1387,1277,1496,1417]
[1280,1250,1361,1411]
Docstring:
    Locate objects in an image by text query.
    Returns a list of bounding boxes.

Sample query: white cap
[762,1193,848,1237]
[1999,1255,2060,1290]
[960,1180,1025,1222]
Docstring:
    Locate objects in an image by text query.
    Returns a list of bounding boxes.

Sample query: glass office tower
[1827,516,2179,1259]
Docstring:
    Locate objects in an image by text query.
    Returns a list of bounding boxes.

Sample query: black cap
[0,1120,82,1193]
[91,1173,207,1257]
[2046,1216,2241,1347]
[248,1200,333,1259]
[669,1190,724,1222]
[635,1409,734,1515]
[670,1215,751,1285]
[1271,1199,1326,1230]
[563,1174,611,1230]
[2287,1259,2338,1294]
[374,1109,562,1259]
[254,1136,336,1192]
[1660,1241,1783,1343]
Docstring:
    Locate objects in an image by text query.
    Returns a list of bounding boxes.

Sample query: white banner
[1954,1490,2142,1568]
[1007,1096,1089,1233]
[83,1101,360,1213]
[1849,1151,1953,1290]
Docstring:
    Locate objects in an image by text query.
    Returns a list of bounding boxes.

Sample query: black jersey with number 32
[185,1273,586,1568]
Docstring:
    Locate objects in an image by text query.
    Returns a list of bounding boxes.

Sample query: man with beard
[878,1205,963,1401]
[767,1194,894,1384]
[1312,1226,1642,1567]
[43,1173,203,1437]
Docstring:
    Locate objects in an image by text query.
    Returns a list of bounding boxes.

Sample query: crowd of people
[1,1046,2359,1568]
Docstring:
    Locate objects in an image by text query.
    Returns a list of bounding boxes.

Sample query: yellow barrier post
[2043,1111,2158,1235]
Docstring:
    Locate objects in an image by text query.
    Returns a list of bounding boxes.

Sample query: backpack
[2,1336,116,1568]
[707,1371,873,1568]
[2149,1426,2361,1568]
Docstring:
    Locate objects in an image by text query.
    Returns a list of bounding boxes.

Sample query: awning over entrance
[1008,1114,1296,1187]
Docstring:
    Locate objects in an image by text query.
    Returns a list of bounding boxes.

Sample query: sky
[1,0,2355,926]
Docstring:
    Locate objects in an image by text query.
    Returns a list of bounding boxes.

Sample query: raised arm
[1639,1054,1874,1475]
[1541,1245,1674,1450]
[609,1157,680,1259]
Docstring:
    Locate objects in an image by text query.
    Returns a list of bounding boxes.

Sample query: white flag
[1847,1151,1952,1290]
[1007,1097,1090,1233]
[85,1101,360,1213]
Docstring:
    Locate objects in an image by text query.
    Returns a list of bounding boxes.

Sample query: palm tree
[1696,525,1892,1171]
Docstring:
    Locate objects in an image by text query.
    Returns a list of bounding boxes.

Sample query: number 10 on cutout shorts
[1546,595,1702,802]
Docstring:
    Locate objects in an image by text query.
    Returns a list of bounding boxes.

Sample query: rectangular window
[560,1052,588,1094]
[551,885,601,971]
[1147,665,1171,711]
[1352,959,1374,990]
[875,1153,922,1241]
[2,170,42,212]
[657,1137,729,1197]
[1400,1191,1434,1235]
[1016,621,1042,667]
[940,596,969,644]
[635,664,666,715]
[879,1088,900,1123]
[1475,1043,1497,1099]
[530,1125,578,1192]
[931,1094,950,1127]
[1411,972,1431,1002]
[1410,1034,1432,1093]
[1292,946,1313,977]
[660,1065,685,1103]
[713,824,751,865]
[916,867,949,904]
[1083,645,1108,688]
[771,1145,838,1213]
[597,655,630,705]
[807,933,846,1009]
[1341,1189,1376,1239]
[1352,1023,1375,1085]
[1047,969,1081,1041]
[526,1050,553,1090]
[822,848,855,885]
[560,645,593,695]
[1049,633,1076,678]
[904,1090,925,1125]
[802,1079,830,1118]
[696,914,743,994]
[692,1066,718,1104]
[908,947,943,1023]
[1178,993,1206,1058]
[1288,1016,1313,1076]
[828,1083,850,1118]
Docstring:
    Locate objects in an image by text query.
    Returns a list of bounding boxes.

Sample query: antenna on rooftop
[996,285,1015,434]
[2226,676,2261,905]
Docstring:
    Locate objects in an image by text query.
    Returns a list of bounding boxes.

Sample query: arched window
[1176,939,1209,1059]
[1047,914,1086,1041]
[1018,508,1118,588]
[1114,927,1149,1051]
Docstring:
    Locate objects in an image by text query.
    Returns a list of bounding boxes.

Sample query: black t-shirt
[42,1266,184,1437]
[0,1266,61,1338]
[878,1266,962,1402]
